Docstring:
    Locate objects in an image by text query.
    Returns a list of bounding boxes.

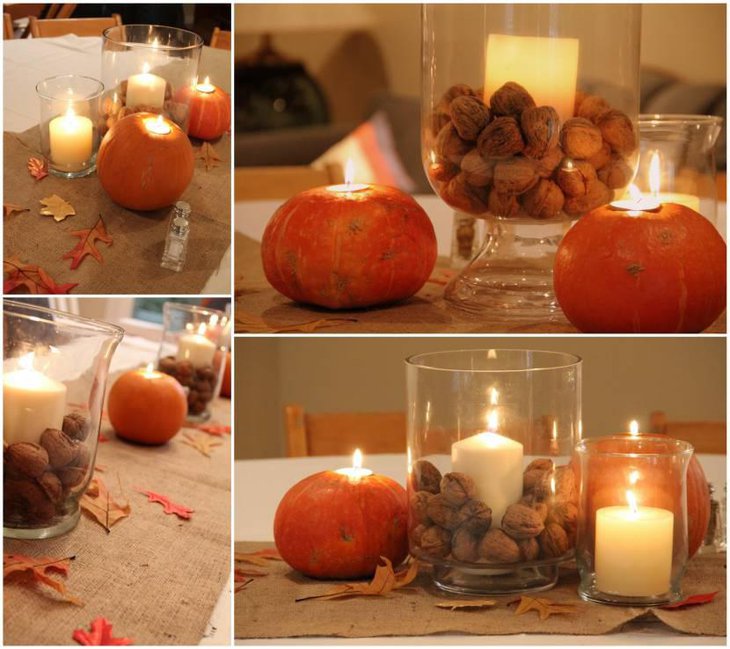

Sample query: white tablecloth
[4,35,231,294]
[235,453,726,645]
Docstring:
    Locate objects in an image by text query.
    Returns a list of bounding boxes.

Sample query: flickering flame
[486,409,499,432]
[327,158,368,193]
[611,183,660,214]
[141,361,158,377]
[64,104,76,119]
[344,158,355,186]
[629,420,639,437]
[353,448,363,470]
[335,448,372,481]
[551,420,558,442]
[629,469,640,485]
[195,75,215,93]
[142,61,151,74]
[17,352,35,371]
[489,387,499,406]
[649,151,661,196]
[626,490,639,516]
[144,114,172,135]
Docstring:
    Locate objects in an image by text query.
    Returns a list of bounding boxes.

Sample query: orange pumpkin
[108,367,187,445]
[97,112,194,211]
[181,83,230,140]
[274,470,409,579]
[554,202,726,332]
[262,185,437,309]
[216,350,231,398]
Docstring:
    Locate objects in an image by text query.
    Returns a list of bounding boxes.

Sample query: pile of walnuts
[409,457,578,565]
[426,81,637,220]
[158,356,218,416]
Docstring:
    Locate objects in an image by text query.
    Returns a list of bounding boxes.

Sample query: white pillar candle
[484,33,580,124]
[452,431,524,526]
[176,332,216,367]
[3,367,67,444]
[126,65,166,109]
[595,493,674,596]
[49,107,93,169]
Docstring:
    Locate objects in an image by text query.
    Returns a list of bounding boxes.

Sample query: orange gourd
[182,85,230,140]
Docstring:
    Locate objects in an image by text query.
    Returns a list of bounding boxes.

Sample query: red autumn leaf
[27,156,48,180]
[137,489,194,520]
[660,591,718,609]
[195,423,231,436]
[4,256,78,294]
[4,553,82,605]
[99,432,110,442]
[62,215,113,270]
[72,617,133,646]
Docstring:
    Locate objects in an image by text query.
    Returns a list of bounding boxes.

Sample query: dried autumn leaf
[435,598,498,610]
[195,423,231,436]
[660,591,718,609]
[4,256,78,294]
[27,156,48,180]
[235,575,254,593]
[40,194,76,222]
[137,489,194,520]
[235,311,357,334]
[181,431,222,457]
[295,557,418,602]
[4,203,29,218]
[235,548,282,567]
[4,553,82,605]
[62,215,113,270]
[510,595,577,621]
[80,476,131,533]
[198,141,221,171]
[72,617,133,646]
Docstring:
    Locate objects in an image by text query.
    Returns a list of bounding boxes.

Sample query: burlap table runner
[4,399,231,645]
[4,128,230,294]
[235,541,725,639]
[234,234,726,334]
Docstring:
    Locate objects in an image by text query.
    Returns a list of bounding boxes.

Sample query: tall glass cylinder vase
[406,349,581,594]
[422,4,641,321]
[3,300,124,539]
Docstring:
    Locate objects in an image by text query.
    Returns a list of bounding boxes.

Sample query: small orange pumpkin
[179,83,230,140]
[97,112,194,211]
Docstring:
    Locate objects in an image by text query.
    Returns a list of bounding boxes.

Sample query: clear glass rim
[35,74,104,101]
[639,114,723,127]
[405,348,582,373]
[162,302,225,318]
[575,434,694,459]
[4,299,125,340]
[102,24,204,51]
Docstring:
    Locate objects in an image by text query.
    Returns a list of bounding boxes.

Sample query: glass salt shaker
[161,201,191,272]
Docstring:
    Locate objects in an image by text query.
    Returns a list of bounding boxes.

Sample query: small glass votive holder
[636,115,723,226]
[575,435,693,606]
[36,74,104,179]
[156,303,228,422]
[101,24,203,133]
[406,349,582,595]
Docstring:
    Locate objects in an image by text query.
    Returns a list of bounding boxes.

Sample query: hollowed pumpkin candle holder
[406,349,581,595]
[156,302,228,422]
[96,112,194,211]
[575,435,693,606]
[101,24,203,133]
[422,4,641,321]
[181,77,231,141]
[3,300,123,539]
[36,74,104,179]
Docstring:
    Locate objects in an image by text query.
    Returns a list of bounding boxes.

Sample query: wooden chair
[210,26,230,50]
[649,411,726,454]
[4,12,13,38]
[285,404,406,457]
[235,164,343,201]
[29,12,121,38]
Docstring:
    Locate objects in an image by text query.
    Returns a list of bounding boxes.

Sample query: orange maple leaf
[80,476,131,533]
[27,156,48,180]
[137,489,193,520]
[194,423,231,436]
[181,431,222,457]
[3,553,82,605]
[3,256,78,294]
[72,617,133,645]
[62,215,113,270]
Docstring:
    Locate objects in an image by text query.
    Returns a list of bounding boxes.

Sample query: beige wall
[235,337,726,459]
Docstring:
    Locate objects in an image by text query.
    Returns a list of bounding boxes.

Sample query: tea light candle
[49,106,93,168]
[144,114,172,135]
[335,448,373,482]
[176,326,216,367]
[126,63,166,109]
[595,490,674,596]
[185,76,231,140]
[3,354,67,444]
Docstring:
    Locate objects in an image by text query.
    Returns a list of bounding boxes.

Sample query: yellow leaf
[39,195,75,222]
[435,598,497,610]
[511,595,577,620]
[197,142,221,172]
[80,476,130,533]
[235,310,357,334]
[181,431,222,458]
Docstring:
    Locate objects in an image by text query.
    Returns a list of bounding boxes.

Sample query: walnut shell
[6,443,49,478]
[493,158,539,195]
[410,490,433,524]
[489,81,536,117]
[531,501,549,523]
[554,465,578,503]
[559,118,604,160]
[441,173,489,214]
[458,499,493,534]
[555,160,598,198]
[535,147,564,178]
[63,412,90,442]
[523,469,547,494]
[525,458,554,473]
[427,493,467,530]
[40,428,78,469]
[37,471,63,504]
[440,472,477,507]
[521,106,560,159]
[420,525,451,558]
[477,117,524,158]
[5,478,55,522]
[451,527,481,562]
[57,466,85,489]
[501,503,545,540]
[410,459,442,494]
[538,522,571,558]
[479,529,520,564]
[576,94,611,122]
[450,95,491,141]
[517,537,540,561]
[487,189,520,218]
[598,156,634,189]
[461,150,494,187]
[410,523,428,547]
[521,179,565,219]
[546,501,578,538]
[586,141,612,171]
[596,109,636,155]
[437,83,477,115]
[436,123,472,165]
[564,179,613,217]
[427,159,460,186]
[73,443,91,470]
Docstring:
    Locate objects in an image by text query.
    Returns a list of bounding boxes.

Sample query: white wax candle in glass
[49,105,93,168]
[176,324,217,367]
[126,63,166,109]
[647,150,701,212]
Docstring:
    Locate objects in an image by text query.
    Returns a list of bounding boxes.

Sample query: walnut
[37,471,63,504]
[410,523,428,547]
[479,529,520,564]
[427,493,467,530]
[532,469,555,502]
[6,443,49,478]
[596,109,636,155]
[535,147,564,178]
[538,522,571,558]
[427,159,460,185]
[57,466,85,489]
[521,179,564,219]
[559,118,604,160]
[501,503,545,540]
[564,179,613,217]
[521,106,560,159]
[531,501,549,523]
[450,95,490,141]
[5,479,55,522]
[526,459,554,473]
[586,141,612,171]
[410,490,433,524]
[40,428,78,469]
[487,189,520,217]
[420,525,451,558]
[452,527,480,562]
[489,81,536,117]
[410,459,442,494]
[430,111,451,135]
[63,412,90,442]
[576,94,611,122]
[441,173,489,214]
[458,499,492,534]
[598,156,634,189]
[435,123,472,165]
[493,158,538,195]
[437,83,477,115]
[546,501,578,538]
[523,469,546,494]
[73,443,91,470]
[554,465,578,503]
[461,150,494,187]
[440,472,477,506]
[477,117,524,158]
[517,537,540,561]
[555,160,598,198]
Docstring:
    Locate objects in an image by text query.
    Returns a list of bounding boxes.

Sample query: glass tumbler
[406,349,582,595]
[101,24,203,133]
[156,303,228,422]
[575,435,693,606]
[3,300,124,539]
[36,75,104,178]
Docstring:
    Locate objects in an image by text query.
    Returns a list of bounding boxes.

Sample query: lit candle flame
[196,323,207,336]
[195,75,215,93]
[145,114,172,135]
[64,104,76,119]
[611,183,660,213]
[142,62,151,74]
[649,151,661,196]
[626,490,639,516]
[326,158,368,193]
[551,420,558,442]
[18,352,35,371]
[629,420,639,437]
[629,469,640,485]
[353,448,362,470]
[489,387,499,406]
[344,158,355,187]
[486,409,499,432]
